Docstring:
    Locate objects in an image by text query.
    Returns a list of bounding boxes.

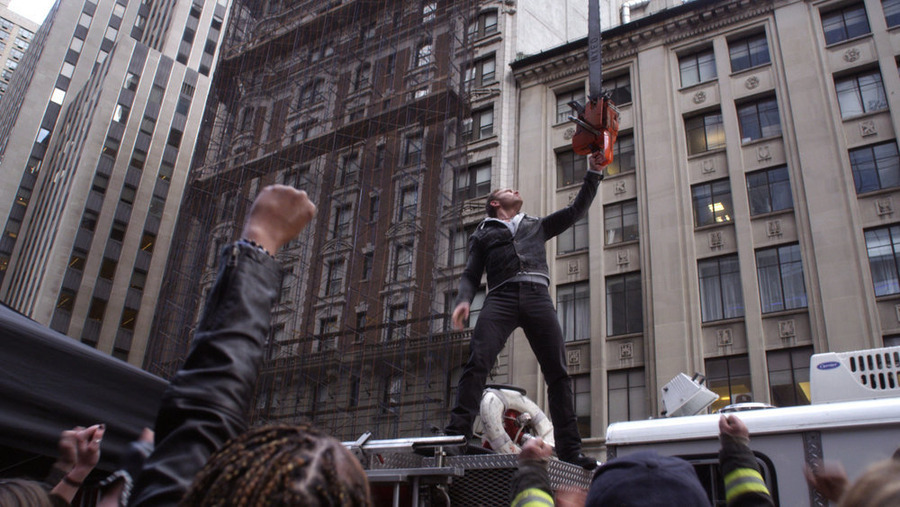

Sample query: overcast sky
[8,0,54,24]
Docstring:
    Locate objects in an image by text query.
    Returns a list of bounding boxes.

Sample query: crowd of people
[2,184,899,506]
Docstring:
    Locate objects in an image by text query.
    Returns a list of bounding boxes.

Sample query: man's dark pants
[447,281,583,458]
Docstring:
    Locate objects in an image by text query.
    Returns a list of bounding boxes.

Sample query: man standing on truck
[445,152,607,470]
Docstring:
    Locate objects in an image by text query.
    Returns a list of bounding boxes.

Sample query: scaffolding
[144,0,483,443]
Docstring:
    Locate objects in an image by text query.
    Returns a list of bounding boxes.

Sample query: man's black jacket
[455,171,601,307]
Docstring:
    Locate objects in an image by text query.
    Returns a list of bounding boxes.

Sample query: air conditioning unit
[662,373,719,417]
[810,346,900,404]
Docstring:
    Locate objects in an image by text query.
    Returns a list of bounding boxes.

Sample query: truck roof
[606,397,900,446]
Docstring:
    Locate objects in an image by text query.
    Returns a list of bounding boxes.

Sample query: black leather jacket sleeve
[541,170,601,239]
[129,243,281,506]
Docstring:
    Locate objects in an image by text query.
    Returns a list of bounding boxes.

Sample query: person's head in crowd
[0,478,67,507]
[586,450,711,507]
[181,424,371,506]
[839,457,900,507]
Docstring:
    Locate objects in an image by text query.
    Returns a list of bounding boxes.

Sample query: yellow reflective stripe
[724,468,770,503]
[511,487,554,507]
[724,468,764,486]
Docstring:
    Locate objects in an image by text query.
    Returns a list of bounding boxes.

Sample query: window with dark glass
[604,200,638,245]
[884,0,900,27]
[608,368,648,423]
[737,96,781,142]
[573,374,591,436]
[99,257,117,280]
[557,149,586,187]
[57,289,76,311]
[747,165,792,215]
[821,3,870,45]
[767,347,813,407]
[399,186,417,221]
[685,111,725,155]
[331,203,352,239]
[362,251,373,280]
[340,153,359,186]
[556,88,584,124]
[325,259,344,296]
[110,221,127,242]
[120,307,138,331]
[87,297,107,321]
[698,255,744,322]
[756,243,807,313]
[835,70,887,118]
[386,305,408,341]
[606,134,635,176]
[403,133,423,166]
[729,33,770,72]
[706,355,751,412]
[558,215,588,254]
[140,231,155,253]
[692,179,733,227]
[450,226,475,266]
[557,281,590,341]
[607,272,642,336]
[865,225,900,296]
[68,248,87,271]
[465,55,496,90]
[606,73,632,105]
[469,9,498,39]
[850,141,900,194]
[455,161,491,201]
[393,242,413,281]
[679,48,716,87]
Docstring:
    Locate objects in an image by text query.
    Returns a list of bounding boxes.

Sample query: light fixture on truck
[661,372,719,417]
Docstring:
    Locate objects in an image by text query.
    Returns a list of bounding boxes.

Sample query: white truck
[605,347,900,506]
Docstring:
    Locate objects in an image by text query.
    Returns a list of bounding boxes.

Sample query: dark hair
[485,189,501,217]
[0,479,63,507]
[182,424,371,506]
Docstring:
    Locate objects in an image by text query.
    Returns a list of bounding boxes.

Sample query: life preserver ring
[478,387,555,454]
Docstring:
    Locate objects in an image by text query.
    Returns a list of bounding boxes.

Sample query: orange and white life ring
[478,387,555,454]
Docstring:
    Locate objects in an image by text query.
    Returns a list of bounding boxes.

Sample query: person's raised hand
[804,460,848,502]
[719,414,750,440]
[519,437,552,462]
[451,302,470,331]
[241,185,316,254]
[73,424,105,474]
[589,150,608,172]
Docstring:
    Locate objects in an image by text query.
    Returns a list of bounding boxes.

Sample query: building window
[884,0,900,27]
[386,305,408,341]
[455,162,491,201]
[120,307,138,331]
[835,70,887,118]
[756,243,807,313]
[99,258,118,280]
[604,200,638,245]
[608,368,647,423]
[747,165,792,216]
[729,33,770,72]
[692,179,733,227]
[398,186,418,222]
[698,255,744,322]
[56,289,76,312]
[606,134,635,176]
[607,272,642,336]
[403,133,423,166]
[850,141,900,194]
[679,48,716,87]
[573,374,591,437]
[299,78,323,108]
[130,269,147,291]
[110,221,127,242]
[340,153,360,186]
[558,216,588,254]
[706,355,752,412]
[685,111,725,155]
[606,73,632,105]
[314,316,338,352]
[821,3,870,45]
[331,203,352,239]
[557,149,586,187]
[469,289,487,328]
[81,210,99,232]
[362,251,373,281]
[140,232,155,253]
[737,96,781,142]
[469,9,498,39]
[450,226,474,266]
[865,225,900,296]
[557,282,590,342]
[767,347,813,407]
[393,242,413,281]
[462,106,493,142]
[352,62,371,91]
[325,259,344,296]
[87,297,107,321]
[415,42,433,67]
[556,88,584,124]
[465,55,496,90]
[68,249,87,271]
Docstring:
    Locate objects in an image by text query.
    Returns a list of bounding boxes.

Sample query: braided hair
[181,424,371,506]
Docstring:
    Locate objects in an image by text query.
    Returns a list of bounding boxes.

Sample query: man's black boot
[561,452,599,470]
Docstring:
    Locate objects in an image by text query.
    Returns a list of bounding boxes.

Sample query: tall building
[0,0,39,101]
[144,0,590,442]
[509,0,900,450]
[0,0,231,364]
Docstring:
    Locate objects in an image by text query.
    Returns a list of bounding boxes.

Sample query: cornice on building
[510,0,778,86]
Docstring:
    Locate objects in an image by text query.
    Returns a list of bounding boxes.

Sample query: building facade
[509,0,900,451]
[0,0,39,101]
[0,0,231,364]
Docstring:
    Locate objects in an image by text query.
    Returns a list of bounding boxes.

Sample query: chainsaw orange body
[570,96,620,165]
